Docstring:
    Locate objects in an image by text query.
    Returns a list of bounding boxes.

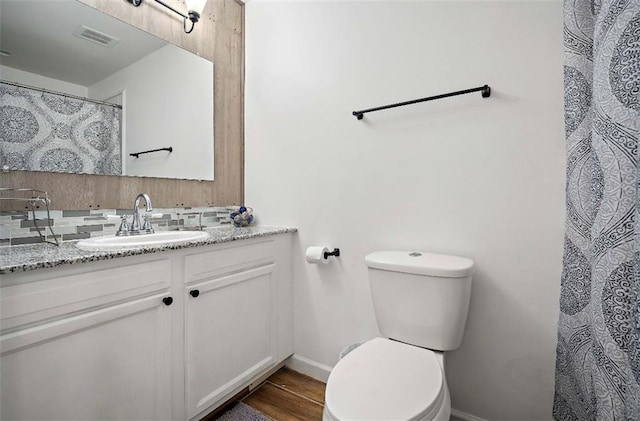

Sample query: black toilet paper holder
[324,248,341,259]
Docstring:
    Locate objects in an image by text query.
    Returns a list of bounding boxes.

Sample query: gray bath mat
[216,402,271,421]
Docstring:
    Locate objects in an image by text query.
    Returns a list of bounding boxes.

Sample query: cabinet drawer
[0,258,172,332]
[184,239,274,283]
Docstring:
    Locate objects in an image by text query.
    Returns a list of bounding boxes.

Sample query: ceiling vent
[72,26,119,48]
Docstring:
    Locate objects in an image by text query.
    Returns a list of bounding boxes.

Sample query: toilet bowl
[323,338,450,421]
[323,251,473,421]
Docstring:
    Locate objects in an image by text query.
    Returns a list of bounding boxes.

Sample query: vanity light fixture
[127,0,207,34]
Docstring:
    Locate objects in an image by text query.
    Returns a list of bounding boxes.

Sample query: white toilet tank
[365,251,474,351]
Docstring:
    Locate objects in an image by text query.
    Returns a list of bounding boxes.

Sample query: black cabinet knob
[190,289,200,298]
[162,296,173,306]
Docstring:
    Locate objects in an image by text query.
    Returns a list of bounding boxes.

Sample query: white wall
[245,1,565,420]
[1,65,88,97]
[89,45,214,181]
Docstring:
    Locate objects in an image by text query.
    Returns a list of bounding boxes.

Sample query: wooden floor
[243,367,326,420]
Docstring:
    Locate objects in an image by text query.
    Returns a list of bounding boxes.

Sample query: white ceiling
[0,0,167,86]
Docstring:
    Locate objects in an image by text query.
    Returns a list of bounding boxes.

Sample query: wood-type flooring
[208,367,326,421]
[243,367,326,420]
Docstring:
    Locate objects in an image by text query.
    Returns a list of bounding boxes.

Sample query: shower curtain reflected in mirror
[554,0,639,420]
[0,81,122,175]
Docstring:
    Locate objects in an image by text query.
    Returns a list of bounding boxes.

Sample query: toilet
[323,251,474,421]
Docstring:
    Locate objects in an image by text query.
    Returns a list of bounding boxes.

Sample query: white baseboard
[284,354,332,383]
[450,408,489,421]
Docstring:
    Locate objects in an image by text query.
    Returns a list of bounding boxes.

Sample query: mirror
[0,0,214,181]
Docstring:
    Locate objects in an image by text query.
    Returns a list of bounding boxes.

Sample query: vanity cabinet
[185,265,276,417]
[0,256,174,421]
[182,238,294,419]
[0,233,294,421]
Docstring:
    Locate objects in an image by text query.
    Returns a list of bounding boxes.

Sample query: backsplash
[0,206,235,246]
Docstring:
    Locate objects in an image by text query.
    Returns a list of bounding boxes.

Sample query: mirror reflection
[0,0,214,181]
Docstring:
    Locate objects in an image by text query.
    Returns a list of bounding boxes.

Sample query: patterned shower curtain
[0,82,121,175]
[554,0,639,420]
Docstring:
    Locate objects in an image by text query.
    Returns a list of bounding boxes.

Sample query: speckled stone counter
[0,226,297,274]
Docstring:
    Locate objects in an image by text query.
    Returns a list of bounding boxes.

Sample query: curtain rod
[0,80,123,109]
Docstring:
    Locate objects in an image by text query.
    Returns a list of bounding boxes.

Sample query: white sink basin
[77,230,210,251]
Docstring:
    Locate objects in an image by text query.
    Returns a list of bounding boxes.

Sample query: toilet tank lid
[365,251,474,278]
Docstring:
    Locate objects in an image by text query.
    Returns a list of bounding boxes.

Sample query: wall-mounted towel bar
[130,147,173,158]
[352,84,491,120]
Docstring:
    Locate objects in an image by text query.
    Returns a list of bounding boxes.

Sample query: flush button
[409,252,422,257]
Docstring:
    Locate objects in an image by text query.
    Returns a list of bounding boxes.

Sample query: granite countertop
[0,226,297,275]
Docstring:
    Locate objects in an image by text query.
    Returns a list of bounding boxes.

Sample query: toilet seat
[324,338,445,421]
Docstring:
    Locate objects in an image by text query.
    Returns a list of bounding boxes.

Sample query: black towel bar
[130,147,173,158]
[352,85,491,120]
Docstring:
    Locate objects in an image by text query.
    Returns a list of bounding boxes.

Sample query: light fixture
[127,0,207,34]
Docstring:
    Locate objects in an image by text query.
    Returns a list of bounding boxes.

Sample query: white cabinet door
[185,264,277,419]
[0,293,174,421]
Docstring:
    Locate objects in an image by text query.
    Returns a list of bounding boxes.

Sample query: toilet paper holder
[324,248,340,259]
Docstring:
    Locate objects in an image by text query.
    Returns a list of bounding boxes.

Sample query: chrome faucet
[131,193,153,233]
[116,193,154,236]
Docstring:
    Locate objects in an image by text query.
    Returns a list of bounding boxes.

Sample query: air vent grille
[72,26,119,48]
